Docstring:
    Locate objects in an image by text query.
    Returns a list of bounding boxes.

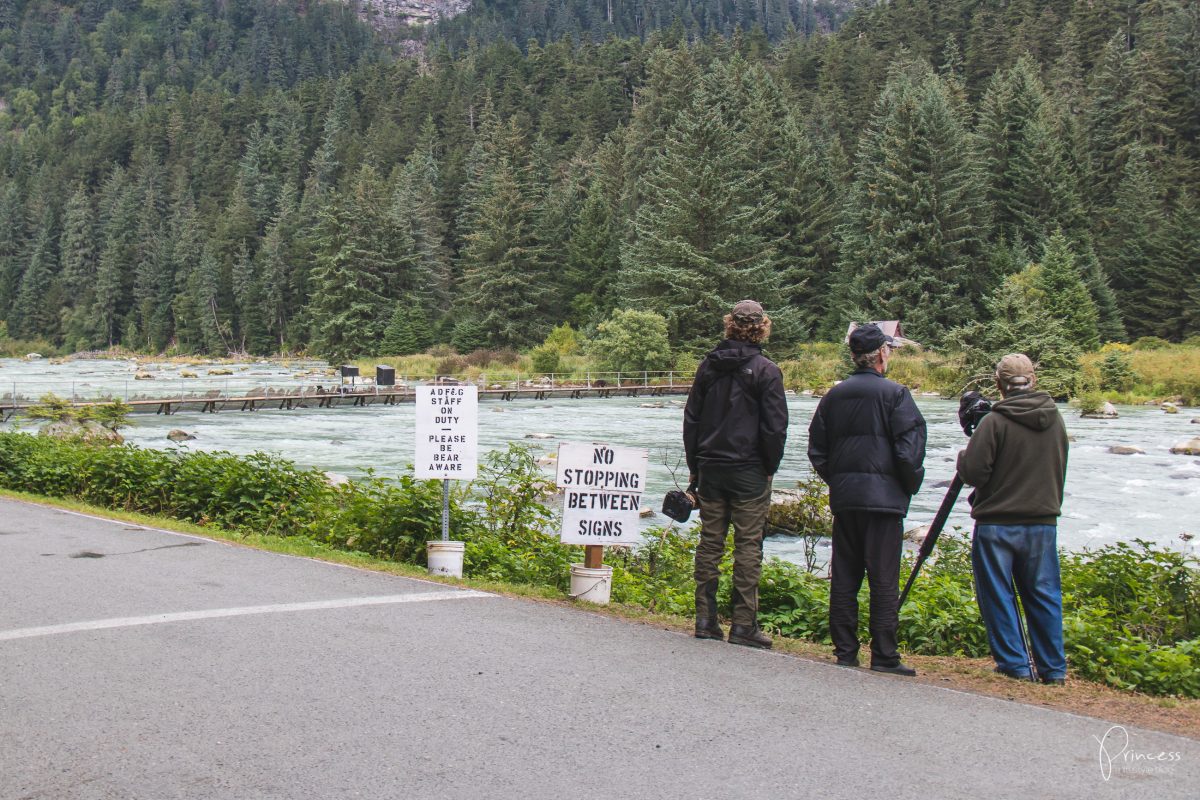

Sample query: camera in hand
[959,391,993,437]
[662,488,698,523]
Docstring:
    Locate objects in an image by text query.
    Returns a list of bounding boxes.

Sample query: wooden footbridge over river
[1,372,694,418]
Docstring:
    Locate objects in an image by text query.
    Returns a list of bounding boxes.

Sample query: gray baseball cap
[731,299,764,323]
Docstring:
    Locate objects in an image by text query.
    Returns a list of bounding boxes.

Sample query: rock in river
[1108,445,1145,455]
[1163,402,1179,414]
[1081,402,1118,419]
[1170,438,1200,456]
[525,433,555,439]
[39,419,123,445]
[167,429,196,442]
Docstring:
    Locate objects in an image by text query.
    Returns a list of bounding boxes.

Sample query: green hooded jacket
[956,390,1069,526]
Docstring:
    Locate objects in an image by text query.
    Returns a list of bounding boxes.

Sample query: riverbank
[7,339,1200,405]
[4,486,1196,739]
[1,432,1196,703]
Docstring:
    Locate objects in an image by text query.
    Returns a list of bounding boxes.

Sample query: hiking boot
[727,624,773,649]
[1040,675,1066,686]
[994,666,1034,682]
[870,662,917,677]
[695,618,725,641]
[835,657,860,668]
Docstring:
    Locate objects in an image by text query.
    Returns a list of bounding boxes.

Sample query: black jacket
[807,369,927,516]
[957,390,1068,525]
[683,340,788,475]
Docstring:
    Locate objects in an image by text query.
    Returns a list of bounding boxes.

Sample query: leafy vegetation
[1,431,1196,697]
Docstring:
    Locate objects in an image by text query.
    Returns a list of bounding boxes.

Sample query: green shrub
[1077,392,1105,415]
[589,309,673,373]
[543,324,579,356]
[1131,336,1171,350]
[529,345,561,374]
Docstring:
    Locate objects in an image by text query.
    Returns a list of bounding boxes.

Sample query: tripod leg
[1013,578,1039,683]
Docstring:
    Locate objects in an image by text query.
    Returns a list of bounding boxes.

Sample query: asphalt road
[1,498,1197,800]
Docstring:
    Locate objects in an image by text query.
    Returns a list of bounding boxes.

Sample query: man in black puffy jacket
[807,323,927,675]
[684,300,789,649]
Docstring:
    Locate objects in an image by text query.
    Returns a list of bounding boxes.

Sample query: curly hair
[723,314,772,344]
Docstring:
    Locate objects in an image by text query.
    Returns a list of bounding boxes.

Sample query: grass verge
[5,487,1195,741]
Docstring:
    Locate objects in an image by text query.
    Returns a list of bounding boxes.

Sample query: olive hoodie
[956,390,1069,525]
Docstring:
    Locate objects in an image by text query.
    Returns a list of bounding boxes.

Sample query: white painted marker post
[416,385,479,577]
[556,442,648,603]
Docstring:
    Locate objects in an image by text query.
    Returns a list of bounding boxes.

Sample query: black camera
[662,487,698,523]
[958,391,993,437]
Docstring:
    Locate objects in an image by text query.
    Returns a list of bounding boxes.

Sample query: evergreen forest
[1,0,1198,360]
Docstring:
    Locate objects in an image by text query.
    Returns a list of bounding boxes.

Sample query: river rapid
[3,357,1199,564]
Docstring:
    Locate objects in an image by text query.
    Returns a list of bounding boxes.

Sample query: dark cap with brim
[848,323,896,355]
[730,299,764,323]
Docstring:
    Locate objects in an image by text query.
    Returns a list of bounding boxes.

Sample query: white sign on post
[556,442,648,545]
[415,385,479,480]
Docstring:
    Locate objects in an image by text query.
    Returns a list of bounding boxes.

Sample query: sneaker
[727,624,773,649]
[1040,675,1066,686]
[836,658,860,668]
[870,662,917,677]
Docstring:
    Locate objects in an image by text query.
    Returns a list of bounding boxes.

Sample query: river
[3,357,1198,563]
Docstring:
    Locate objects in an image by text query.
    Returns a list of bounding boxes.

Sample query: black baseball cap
[848,323,896,355]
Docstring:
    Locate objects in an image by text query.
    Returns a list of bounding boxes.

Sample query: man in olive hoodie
[957,354,1069,684]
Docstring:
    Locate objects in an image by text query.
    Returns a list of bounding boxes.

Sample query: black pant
[829,511,902,666]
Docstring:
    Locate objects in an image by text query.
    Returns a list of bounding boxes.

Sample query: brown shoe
[727,624,773,649]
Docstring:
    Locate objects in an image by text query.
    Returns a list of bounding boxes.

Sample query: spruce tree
[1032,231,1099,350]
[618,69,781,346]
[456,116,546,349]
[831,64,989,344]
[305,173,392,360]
[59,184,97,301]
[11,206,59,341]
[1101,144,1165,339]
[1151,193,1200,340]
[93,184,140,346]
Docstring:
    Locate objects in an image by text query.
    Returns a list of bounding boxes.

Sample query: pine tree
[59,184,97,301]
[189,244,232,355]
[976,57,1079,253]
[456,116,547,349]
[11,205,59,341]
[305,172,393,360]
[618,69,781,346]
[831,64,989,344]
[1032,231,1099,350]
[380,306,428,355]
[1101,144,1165,339]
[0,183,26,326]
[390,118,451,313]
[948,269,1082,399]
[257,193,297,352]
[93,183,140,346]
[565,177,620,324]
[1151,193,1200,340]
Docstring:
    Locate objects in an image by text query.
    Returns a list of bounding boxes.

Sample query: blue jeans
[971,524,1067,679]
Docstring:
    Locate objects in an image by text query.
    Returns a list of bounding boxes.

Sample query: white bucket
[426,540,465,578]
[569,563,613,605]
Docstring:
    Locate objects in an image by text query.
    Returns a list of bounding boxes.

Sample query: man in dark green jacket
[957,353,1069,684]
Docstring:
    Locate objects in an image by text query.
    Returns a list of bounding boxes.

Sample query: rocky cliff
[349,0,472,30]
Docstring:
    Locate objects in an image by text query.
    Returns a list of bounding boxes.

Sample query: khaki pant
[693,465,772,627]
